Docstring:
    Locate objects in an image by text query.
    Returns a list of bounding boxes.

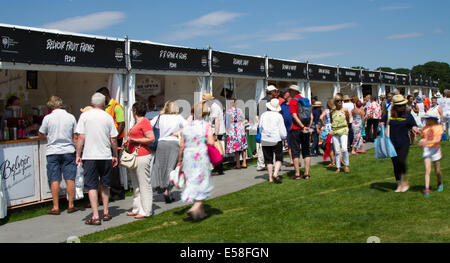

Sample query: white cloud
[298,23,357,33]
[165,11,242,41]
[433,29,443,34]
[380,5,411,11]
[41,11,126,33]
[386,32,423,39]
[292,52,343,61]
[265,32,304,42]
[263,23,356,42]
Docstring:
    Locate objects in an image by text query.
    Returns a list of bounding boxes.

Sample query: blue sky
[1,0,448,70]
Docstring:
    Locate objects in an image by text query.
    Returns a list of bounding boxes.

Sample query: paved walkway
[0,144,373,243]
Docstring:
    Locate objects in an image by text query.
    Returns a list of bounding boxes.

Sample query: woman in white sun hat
[259,99,287,183]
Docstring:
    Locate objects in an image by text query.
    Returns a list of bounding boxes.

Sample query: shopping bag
[74,164,85,200]
[442,130,447,141]
[255,127,261,143]
[374,125,397,159]
[169,166,185,189]
[410,110,423,128]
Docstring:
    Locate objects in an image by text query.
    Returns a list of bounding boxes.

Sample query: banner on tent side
[411,76,423,86]
[396,75,409,86]
[432,80,439,88]
[211,51,265,77]
[0,25,125,68]
[381,72,396,85]
[130,41,209,72]
[268,59,307,79]
[361,70,380,84]
[423,78,431,87]
[338,68,361,83]
[308,64,337,82]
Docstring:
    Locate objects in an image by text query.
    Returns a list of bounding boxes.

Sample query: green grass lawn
[80,142,450,243]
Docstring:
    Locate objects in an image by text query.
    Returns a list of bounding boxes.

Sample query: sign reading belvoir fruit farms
[268,58,307,79]
[212,51,266,77]
[0,25,125,68]
[0,144,36,202]
[130,41,209,72]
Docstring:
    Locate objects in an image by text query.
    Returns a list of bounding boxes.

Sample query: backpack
[297,97,312,125]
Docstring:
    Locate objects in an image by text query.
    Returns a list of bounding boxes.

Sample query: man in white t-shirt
[203,94,226,175]
[39,96,78,215]
[76,92,118,225]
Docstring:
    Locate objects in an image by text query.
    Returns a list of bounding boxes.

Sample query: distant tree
[411,61,450,92]
[352,66,368,70]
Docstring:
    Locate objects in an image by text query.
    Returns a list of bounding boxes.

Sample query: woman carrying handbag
[380,95,420,193]
[122,102,155,219]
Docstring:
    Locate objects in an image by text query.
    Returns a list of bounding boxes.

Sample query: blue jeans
[47,153,77,184]
[311,131,320,155]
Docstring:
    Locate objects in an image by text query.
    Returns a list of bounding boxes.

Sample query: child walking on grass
[418,112,444,197]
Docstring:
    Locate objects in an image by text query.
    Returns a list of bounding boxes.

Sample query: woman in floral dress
[225,99,248,169]
[178,103,215,220]
[351,102,366,154]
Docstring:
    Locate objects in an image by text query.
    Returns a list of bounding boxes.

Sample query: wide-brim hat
[413,89,419,93]
[312,101,322,107]
[202,93,215,101]
[392,94,407,105]
[424,111,440,120]
[266,98,281,112]
[266,85,278,92]
[343,95,351,101]
[288,84,300,92]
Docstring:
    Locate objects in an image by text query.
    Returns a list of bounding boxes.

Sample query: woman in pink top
[123,102,155,219]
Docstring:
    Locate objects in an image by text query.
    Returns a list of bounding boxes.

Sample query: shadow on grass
[370,182,397,192]
[173,204,223,223]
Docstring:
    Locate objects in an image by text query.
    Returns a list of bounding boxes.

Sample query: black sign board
[361,70,380,84]
[432,79,439,88]
[212,51,265,77]
[423,78,430,87]
[268,59,307,80]
[130,41,209,72]
[338,68,360,83]
[0,26,125,68]
[308,64,337,82]
[396,75,409,86]
[411,76,421,86]
[381,72,396,85]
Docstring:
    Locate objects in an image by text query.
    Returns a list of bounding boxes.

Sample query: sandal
[46,208,60,215]
[134,215,148,219]
[289,175,301,180]
[67,207,80,214]
[274,176,282,184]
[127,212,138,216]
[302,175,310,180]
[327,162,335,167]
[85,217,101,225]
[102,213,112,221]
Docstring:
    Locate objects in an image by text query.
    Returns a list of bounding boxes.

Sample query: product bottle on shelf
[3,120,9,141]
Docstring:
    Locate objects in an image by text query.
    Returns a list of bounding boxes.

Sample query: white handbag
[120,145,140,169]
[169,166,185,189]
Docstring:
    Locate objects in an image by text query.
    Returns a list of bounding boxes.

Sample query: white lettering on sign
[369,73,375,78]
[287,72,292,77]
[384,75,395,80]
[160,50,188,60]
[233,58,249,66]
[345,71,356,76]
[169,62,177,68]
[237,67,244,73]
[46,39,95,53]
[318,68,330,74]
[282,64,297,71]
[64,55,76,63]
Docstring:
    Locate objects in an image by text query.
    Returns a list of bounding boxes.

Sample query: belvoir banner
[268,59,307,80]
[308,64,338,82]
[338,68,360,83]
[432,80,439,88]
[0,26,125,68]
[212,51,265,77]
[423,78,430,87]
[130,41,209,72]
[381,72,396,85]
[397,75,409,86]
[361,70,380,84]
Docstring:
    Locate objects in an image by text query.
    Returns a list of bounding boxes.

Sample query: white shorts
[423,147,442,161]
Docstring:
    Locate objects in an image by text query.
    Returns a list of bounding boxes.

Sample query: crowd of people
[36,85,449,225]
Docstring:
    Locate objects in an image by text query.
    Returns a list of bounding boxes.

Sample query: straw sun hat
[266,98,281,112]
[312,101,322,107]
[288,84,300,92]
[392,94,407,105]
[424,111,440,120]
